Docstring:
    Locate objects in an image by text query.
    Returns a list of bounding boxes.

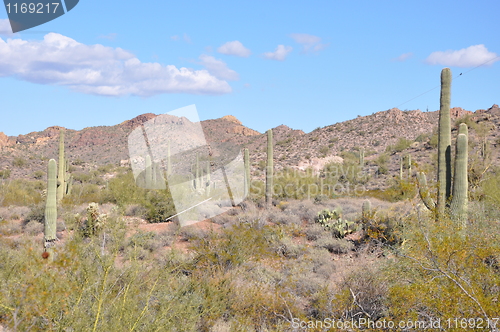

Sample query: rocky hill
[1,104,499,192]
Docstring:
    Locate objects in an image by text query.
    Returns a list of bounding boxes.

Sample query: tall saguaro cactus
[57,129,66,202]
[418,68,468,224]
[437,68,452,219]
[266,129,274,207]
[44,159,58,260]
[450,124,468,225]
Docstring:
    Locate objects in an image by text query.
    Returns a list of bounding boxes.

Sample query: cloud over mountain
[0,33,231,96]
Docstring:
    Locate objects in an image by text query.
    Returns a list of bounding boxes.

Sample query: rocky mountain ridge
[1,104,499,192]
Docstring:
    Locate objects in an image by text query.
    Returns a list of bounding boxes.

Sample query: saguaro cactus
[266,129,273,207]
[417,68,468,224]
[204,161,212,197]
[450,125,468,225]
[407,154,411,178]
[362,199,371,222]
[44,159,58,259]
[437,68,452,219]
[57,129,66,202]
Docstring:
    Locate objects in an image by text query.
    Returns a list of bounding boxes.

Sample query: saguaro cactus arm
[417,172,436,211]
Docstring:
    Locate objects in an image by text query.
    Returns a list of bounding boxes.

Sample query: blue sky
[0,0,499,137]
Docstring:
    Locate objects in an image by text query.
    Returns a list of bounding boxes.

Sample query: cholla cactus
[84,202,107,236]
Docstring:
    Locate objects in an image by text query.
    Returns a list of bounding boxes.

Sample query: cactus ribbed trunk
[44,159,57,260]
[206,161,211,196]
[437,68,452,220]
[362,199,371,222]
[266,129,273,207]
[244,148,250,196]
[450,132,468,226]
[408,154,411,178]
[399,156,403,180]
[57,130,65,202]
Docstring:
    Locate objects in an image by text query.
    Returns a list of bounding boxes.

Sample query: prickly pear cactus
[316,208,357,238]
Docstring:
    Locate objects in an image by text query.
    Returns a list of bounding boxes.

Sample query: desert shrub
[319,145,329,156]
[97,163,115,174]
[385,214,500,322]
[33,170,45,179]
[315,236,354,254]
[332,264,389,320]
[71,171,92,183]
[305,223,326,241]
[189,222,279,273]
[24,219,43,235]
[0,179,43,206]
[179,225,209,241]
[363,208,405,246]
[274,236,306,259]
[143,190,176,223]
[285,200,317,223]
[128,231,160,252]
[12,157,26,167]
[429,129,439,148]
[0,169,11,179]
[0,219,22,235]
[269,209,302,226]
[24,202,46,223]
[123,203,146,217]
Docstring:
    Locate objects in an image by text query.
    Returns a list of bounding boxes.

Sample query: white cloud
[263,45,293,61]
[199,54,239,81]
[97,33,117,41]
[289,33,328,53]
[0,33,231,96]
[170,33,191,43]
[217,41,251,57]
[0,19,14,36]
[425,44,499,67]
[392,52,413,62]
